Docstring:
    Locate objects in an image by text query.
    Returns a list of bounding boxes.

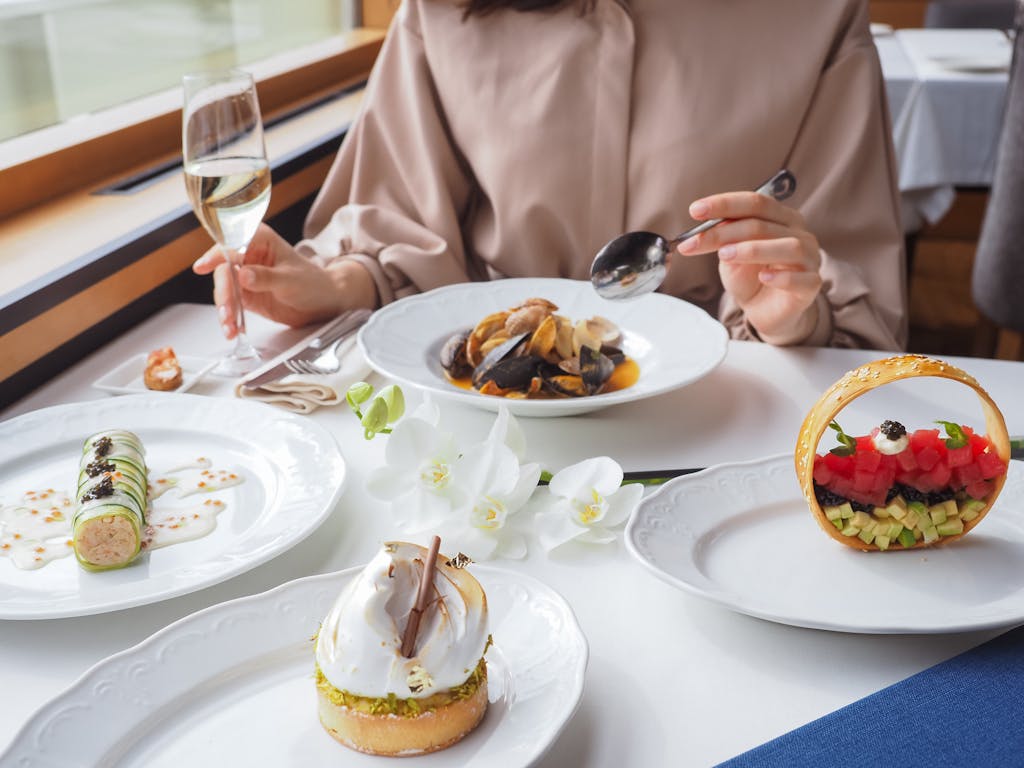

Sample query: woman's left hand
[675,190,822,345]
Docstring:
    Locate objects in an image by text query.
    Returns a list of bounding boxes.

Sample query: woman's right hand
[192,224,378,339]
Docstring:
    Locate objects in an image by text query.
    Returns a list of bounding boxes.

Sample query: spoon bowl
[591,170,796,300]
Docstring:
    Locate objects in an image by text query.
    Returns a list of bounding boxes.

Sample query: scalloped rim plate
[0,394,346,619]
[1,565,588,768]
[358,278,728,417]
[625,454,1024,633]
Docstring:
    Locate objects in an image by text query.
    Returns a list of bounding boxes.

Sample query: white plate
[2,565,588,768]
[928,54,1010,73]
[92,354,217,395]
[0,394,345,620]
[625,454,1024,634]
[358,278,728,417]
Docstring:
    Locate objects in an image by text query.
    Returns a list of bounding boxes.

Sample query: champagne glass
[182,69,271,376]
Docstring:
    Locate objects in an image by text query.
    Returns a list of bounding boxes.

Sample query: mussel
[541,345,615,397]
[440,328,473,379]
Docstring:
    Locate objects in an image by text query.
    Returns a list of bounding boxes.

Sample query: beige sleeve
[720,1,908,351]
[297,3,476,306]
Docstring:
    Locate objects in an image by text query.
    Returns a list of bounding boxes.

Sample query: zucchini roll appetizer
[73,429,148,571]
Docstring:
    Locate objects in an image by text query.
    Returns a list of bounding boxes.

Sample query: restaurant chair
[971,5,1024,358]
[924,0,1017,28]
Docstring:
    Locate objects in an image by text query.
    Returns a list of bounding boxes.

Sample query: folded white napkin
[234,336,373,414]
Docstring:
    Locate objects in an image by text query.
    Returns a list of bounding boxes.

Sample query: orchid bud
[360,397,389,436]
[346,381,373,408]
[376,384,406,423]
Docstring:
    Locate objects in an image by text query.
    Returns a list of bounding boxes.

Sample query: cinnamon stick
[401,535,441,658]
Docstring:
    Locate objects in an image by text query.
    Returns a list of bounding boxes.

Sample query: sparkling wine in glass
[182,69,271,376]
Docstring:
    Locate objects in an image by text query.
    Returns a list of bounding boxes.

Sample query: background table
[877,28,1012,231]
[2,304,1023,766]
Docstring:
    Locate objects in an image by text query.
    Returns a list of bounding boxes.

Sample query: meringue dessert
[314,541,490,755]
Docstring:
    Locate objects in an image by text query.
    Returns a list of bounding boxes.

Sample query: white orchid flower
[365,407,459,532]
[534,456,643,553]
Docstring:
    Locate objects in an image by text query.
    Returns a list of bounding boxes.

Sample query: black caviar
[879,420,907,441]
[81,476,114,502]
[814,483,848,507]
[92,436,114,457]
[85,459,115,478]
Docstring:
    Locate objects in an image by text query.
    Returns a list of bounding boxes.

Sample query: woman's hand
[674,191,823,345]
[192,223,378,339]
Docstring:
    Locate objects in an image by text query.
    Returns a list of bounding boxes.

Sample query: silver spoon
[590,169,797,300]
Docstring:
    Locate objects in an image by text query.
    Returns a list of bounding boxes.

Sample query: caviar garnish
[92,436,113,457]
[81,476,114,501]
[85,459,115,478]
[927,488,957,505]
[885,485,901,503]
[896,483,927,504]
[850,500,874,513]
[879,420,907,440]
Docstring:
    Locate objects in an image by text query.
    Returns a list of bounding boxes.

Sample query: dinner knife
[240,308,371,390]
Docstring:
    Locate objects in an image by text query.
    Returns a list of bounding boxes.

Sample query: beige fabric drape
[301,0,907,351]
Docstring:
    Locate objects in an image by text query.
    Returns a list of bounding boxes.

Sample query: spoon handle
[668,169,796,249]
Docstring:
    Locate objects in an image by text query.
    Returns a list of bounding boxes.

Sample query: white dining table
[1,302,1022,766]
[876,28,1012,232]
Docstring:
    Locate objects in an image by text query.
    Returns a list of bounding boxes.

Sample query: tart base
[317,678,488,756]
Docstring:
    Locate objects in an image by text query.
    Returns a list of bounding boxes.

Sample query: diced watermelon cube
[910,429,941,452]
[953,462,984,487]
[813,457,832,486]
[895,449,918,471]
[854,449,882,473]
[915,446,941,472]
[853,470,875,493]
[966,479,994,500]
[970,433,990,456]
[920,462,951,490]
[823,451,854,477]
[831,477,855,500]
[976,451,1007,480]
[947,445,972,467]
[856,435,875,453]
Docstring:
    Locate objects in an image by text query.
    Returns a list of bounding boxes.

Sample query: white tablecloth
[2,304,1023,765]
[878,28,1012,231]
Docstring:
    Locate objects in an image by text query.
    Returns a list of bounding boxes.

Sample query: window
[0,0,358,144]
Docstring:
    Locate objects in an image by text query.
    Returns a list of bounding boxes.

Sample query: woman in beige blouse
[195,0,907,350]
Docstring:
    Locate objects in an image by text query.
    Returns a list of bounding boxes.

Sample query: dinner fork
[284,335,350,376]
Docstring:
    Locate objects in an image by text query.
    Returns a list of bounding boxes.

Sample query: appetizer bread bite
[796,355,1010,551]
[73,430,148,570]
[315,541,490,756]
[144,347,183,391]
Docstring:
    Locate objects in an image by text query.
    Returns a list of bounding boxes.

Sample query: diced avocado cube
[857,528,876,545]
[959,498,986,522]
[922,525,939,544]
[939,499,958,520]
[886,495,908,517]
[851,511,872,529]
[902,508,920,530]
[824,505,843,521]
[929,505,948,526]
[841,524,859,538]
[887,522,904,539]
[898,529,917,548]
[936,518,965,537]
[875,535,891,550]
[907,500,928,516]
[831,516,844,529]
[873,505,891,519]
[838,502,854,520]
[913,527,923,541]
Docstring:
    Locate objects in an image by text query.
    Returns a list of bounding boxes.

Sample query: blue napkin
[718,625,1024,767]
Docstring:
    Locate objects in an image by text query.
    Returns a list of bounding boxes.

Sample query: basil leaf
[828,420,857,457]
[936,420,968,449]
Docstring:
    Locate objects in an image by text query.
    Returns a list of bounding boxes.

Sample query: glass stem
[224,245,249,343]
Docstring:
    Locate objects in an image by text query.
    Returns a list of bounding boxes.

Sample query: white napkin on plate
[234,336,373,414]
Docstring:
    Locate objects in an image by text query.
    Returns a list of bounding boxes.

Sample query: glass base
[211,337,262,377]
